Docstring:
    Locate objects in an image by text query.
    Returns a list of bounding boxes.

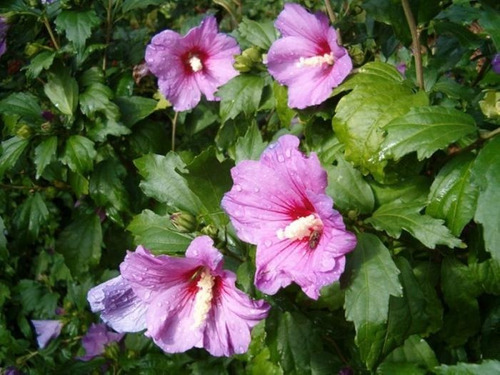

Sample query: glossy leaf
[13,193,49,241]
[219,74,265,123]
[427,153,478,236]
[55,10,100,49]
[114,96,158,127]
[471,136,500,260]
[238,18,277,50]
[44,72,79,116]
[0,92,43,123]
[61,135,97,174]
[26,51,56,80]
[381,335,439,373]
[134,153,203,214]
[366,200,462,249]
[127,210,193,255]
[0,136,30,177]
[34,136,58,179]
[234,122,267,163]
[380,106,477,161]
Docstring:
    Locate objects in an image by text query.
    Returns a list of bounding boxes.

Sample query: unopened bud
[347,44,364,66]
[234,47,263,72]
[200,224,218,238]
[170,212,197,233]
[16,124,32,139]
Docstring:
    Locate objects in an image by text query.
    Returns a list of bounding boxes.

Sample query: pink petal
[120,246,200,302]
[32,320,63,349]
[182,16,218,50]
[185,236,223,272]
[87,276,147,333]
[275,3,330,42]
[145,30,183,78]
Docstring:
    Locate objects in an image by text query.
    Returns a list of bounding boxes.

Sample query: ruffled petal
[275,3,330,42]
[87,276,147,333]
[32,320,63,349]
[203,271,270,356]
[182,16,218,51]
[145,30,183,78]
[145,284,203,353]
[185,236,223,272]
[159,73,201,112]
[120,246,200,302]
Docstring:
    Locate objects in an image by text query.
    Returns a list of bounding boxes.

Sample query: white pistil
[192,269,215,328]
[296,53,334,68]
[189,56,203,72]
[276,214,323,241]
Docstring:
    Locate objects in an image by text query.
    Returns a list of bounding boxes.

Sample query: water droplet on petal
[264,239,272,247]
[254,187,260,193]
[285,148,292,158]
[277,155,285,162]
[234,184,242,192]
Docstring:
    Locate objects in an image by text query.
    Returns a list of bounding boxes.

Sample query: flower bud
[200,224,218,238]
[16,124,32,139]
[347,44,364,66]
[170,212,197,233]
[234,47,263,72]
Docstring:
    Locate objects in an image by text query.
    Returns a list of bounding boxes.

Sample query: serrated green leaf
[183,148,233,227]
[471,136,500,260]
[55,10,100,50]
[380,107,477,161]
[89,159,129,212]
[26,51,56,80]
[266,310,339,375]
[219,74,265,123]
[345,233,402,326]
[381,335,439,372]
[440,257,481,346]
[44,71,79,116]
[238,18,277,50]
[16,280,59,317]
[61,135,96,174]
[234,122,267,163]
[79,83,119,120]
[56,211,102,276]
[478,7,500,49]
[0,92,43,123]
[0,136,30,177]
[34,136,58,179]
[87,118,131,142]
[369,176,430,206]
[135,153,202,214]
[127,210,193,254]
[333,82,428,181]
[427,153,478,236]
[471,259,500,295]
[273,81,296,128]
[366,200,462,249]
[68,171,89,197]
[13,193,49,241]
[114,96,158,127]
[325,154,375,214]
[121,0,164,12]
[434,360,500,375]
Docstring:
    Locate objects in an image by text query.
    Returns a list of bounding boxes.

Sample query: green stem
[324,0,342,45]
[481,127,500,140]
[43,16,60,50]
[103,0,113,70]
[171,111,179,151]
[401,0,423,90]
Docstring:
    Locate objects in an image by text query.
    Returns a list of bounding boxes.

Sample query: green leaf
[68,171,89,197]
[87,118,131,142]
[183,148,233,227]
[121,0,164,12]
[127,210,193,254]
[114,96,158,127]
[380,107,477,161]
[273,81,296,128]
[325,154,375,214]
[471,259,500,295]
[219,74,265,123]
[266,310,339,375]
[434,360,500,375]
[0,136,30,177]
[0,92,43,123]
[440,257,481,346]
[366,200,462,249]
[238,18,277,50]
[381,335,439,372]
[44,71,79,116]
[134,153,202,214]
[56,211,102,276]
[427,153,478,236]
[369,176,430,206]
[333,82,428,181]
[0,216,7,260]
[478,7,500,50]
[79,83,119,120]
[55,10,100,49]
[471,136,500,260]
[345,233,402,326]
[26,51,56,80]
[234,122,267,163]
[344,233,402,368]
[89,160,129,212]
[61,135,97,174]
[13,193,49,241]
[34,136,58,179]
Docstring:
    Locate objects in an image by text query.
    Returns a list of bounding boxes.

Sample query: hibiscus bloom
[78,323,124,361]
[145,16,240,111]
[87,236,270,357]
[32,319,63,349]
[222,135,357,299]
[266,3,352,109]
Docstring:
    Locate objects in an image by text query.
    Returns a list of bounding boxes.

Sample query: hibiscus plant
[0,0,499,374]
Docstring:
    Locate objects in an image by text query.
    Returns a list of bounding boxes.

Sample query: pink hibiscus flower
[87,236,269,357]
[145,16,240,111]
[78,323,124,361]
[32,320,63,349]
[222,135,357,299]
[266,3,352,109]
